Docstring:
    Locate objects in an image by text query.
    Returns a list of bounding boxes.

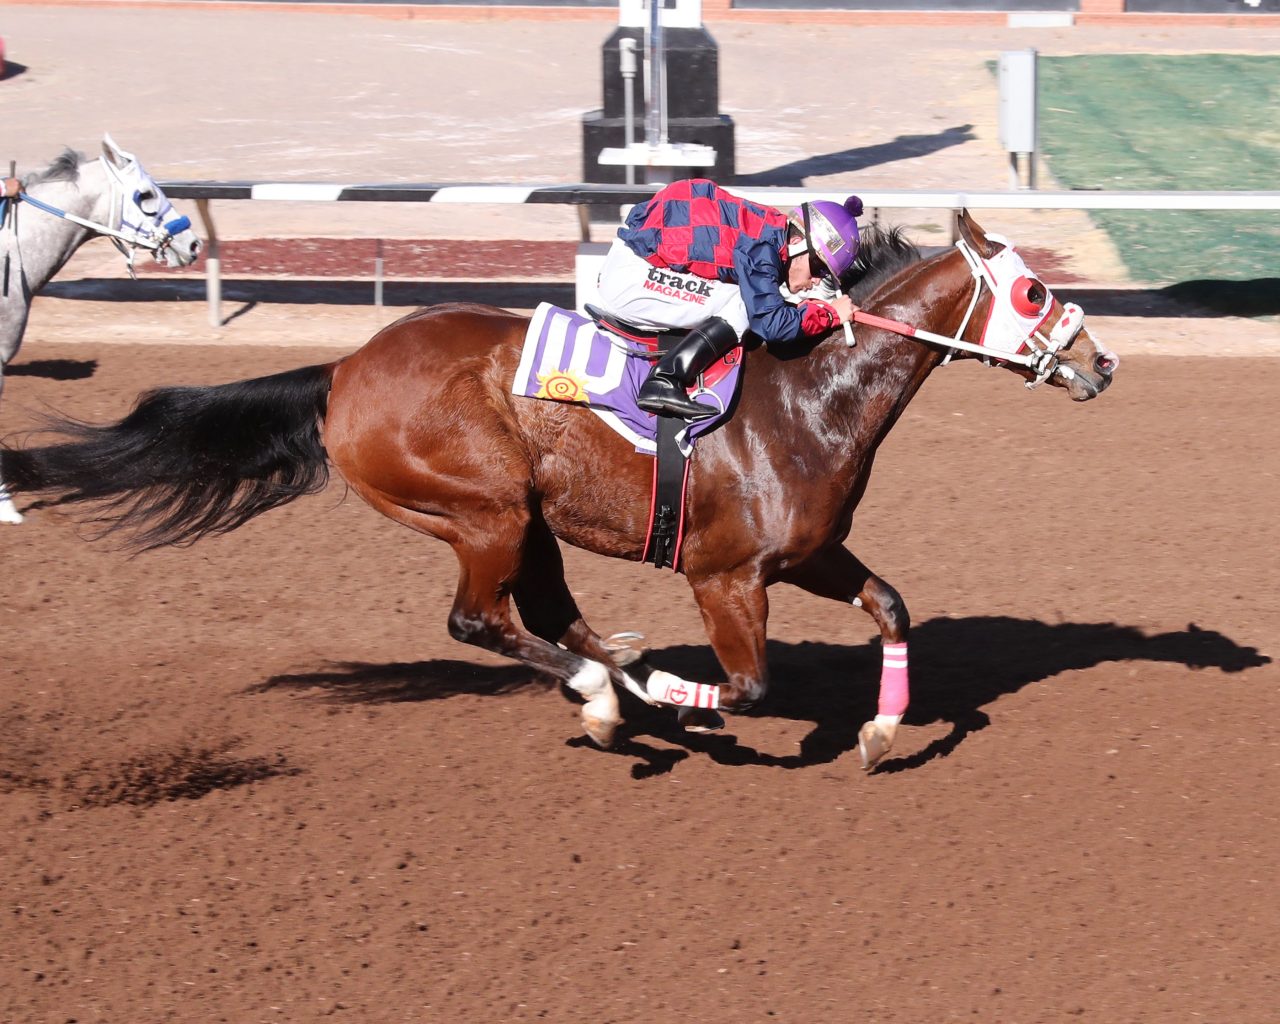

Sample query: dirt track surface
[2,337,1277,1023]
[2,6,1278,1021]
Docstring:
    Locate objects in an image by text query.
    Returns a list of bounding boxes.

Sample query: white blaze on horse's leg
[619,671,661,706]
[567,660,620,748]
[566,660,610,698]
[0,487,23,525]
[645,669,721,710]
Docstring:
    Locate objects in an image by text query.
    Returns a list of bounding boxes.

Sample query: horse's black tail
[2,363,335,550]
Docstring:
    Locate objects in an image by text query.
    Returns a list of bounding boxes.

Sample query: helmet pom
[843,195,864,219]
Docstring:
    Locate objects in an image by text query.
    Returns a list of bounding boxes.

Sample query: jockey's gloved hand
[800,299,841,335]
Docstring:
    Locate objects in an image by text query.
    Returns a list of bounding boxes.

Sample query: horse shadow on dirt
[7,358,98,380]
[248,616,1268,779]
[1058,280,1280,320]
[733,125,975,187]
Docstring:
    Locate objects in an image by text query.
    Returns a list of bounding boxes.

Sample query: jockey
[595,178,864,420]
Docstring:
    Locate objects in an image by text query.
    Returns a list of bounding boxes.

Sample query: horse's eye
[1011,277,1046,317]
[135,189,160,216]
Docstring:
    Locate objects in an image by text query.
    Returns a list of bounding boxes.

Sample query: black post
[581,24,735,187]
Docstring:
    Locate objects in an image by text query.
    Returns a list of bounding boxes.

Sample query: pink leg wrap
[878,642,910,716]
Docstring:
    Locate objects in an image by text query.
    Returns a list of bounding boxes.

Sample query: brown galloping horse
[1,211,1118,770]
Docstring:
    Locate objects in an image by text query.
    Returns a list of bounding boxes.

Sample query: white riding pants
[594,238,750,339]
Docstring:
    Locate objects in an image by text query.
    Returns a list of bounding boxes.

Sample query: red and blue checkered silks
[617,179,811,343]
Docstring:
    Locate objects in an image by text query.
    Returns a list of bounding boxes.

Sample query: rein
[842,239,1085,390]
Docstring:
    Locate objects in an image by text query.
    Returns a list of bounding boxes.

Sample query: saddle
[511,302,745,572]
[583,304,680,353]
[583,304,740,389]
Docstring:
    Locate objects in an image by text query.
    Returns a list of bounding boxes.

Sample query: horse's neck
[793,252,965,453]
[12,162,106,291]
[0,162,107,359]
[804,332,939,467]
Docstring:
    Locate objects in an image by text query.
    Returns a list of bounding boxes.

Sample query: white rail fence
[158,182,1280,326]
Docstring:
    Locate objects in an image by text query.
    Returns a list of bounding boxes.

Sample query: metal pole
[1028,49,1039,191]
[195,198,220,328]
[620,37,638,185]
[645,0,664,147]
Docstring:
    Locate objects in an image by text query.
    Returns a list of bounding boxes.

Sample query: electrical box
[998,49,1038,154]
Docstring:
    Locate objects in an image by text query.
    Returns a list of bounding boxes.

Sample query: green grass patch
[1030,54,1280,287]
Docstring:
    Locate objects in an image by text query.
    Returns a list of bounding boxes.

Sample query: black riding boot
[637,318,739,420]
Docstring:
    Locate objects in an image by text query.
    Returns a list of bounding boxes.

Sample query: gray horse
[0,133,201,522]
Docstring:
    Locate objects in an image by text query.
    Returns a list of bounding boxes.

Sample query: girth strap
[642,416,691,570]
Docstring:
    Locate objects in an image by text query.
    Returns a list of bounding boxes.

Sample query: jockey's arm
[733,239,806,342]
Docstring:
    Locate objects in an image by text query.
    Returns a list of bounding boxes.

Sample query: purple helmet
[788,195,864,283]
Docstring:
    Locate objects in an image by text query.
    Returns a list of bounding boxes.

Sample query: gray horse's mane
[23,148,86,187]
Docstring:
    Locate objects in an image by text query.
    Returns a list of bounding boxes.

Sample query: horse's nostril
[1095,354,1117,376]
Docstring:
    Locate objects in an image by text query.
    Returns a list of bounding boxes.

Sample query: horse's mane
[844,224,924,304]
[24,148,85,187]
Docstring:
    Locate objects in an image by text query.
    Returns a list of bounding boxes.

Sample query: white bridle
[842,237,1087,390]
[99,155,193,270]
[951,237,1086,388]
[11,138,193,277]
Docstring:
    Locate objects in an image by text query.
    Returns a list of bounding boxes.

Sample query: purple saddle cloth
[511,303,742,454]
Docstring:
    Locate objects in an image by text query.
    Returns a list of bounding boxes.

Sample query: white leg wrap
[645,670,720,710]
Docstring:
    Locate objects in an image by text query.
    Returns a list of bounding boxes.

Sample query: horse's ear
[101,133,133,169]
[956,208,1004,258]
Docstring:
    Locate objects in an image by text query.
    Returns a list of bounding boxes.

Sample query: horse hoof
[582,713,618,749]
[582,690,620,749]
[678,707,725,733]
[858,721,892,771]
[0,502,24,525]
[603,631,649,668]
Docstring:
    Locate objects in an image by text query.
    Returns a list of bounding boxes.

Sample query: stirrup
[638,381,716,420]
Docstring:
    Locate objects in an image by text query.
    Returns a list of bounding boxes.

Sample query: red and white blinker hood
[974,240,1057,355]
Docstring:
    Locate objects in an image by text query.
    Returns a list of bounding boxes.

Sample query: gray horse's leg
[0,368,20,524]
[0,252,36,524]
